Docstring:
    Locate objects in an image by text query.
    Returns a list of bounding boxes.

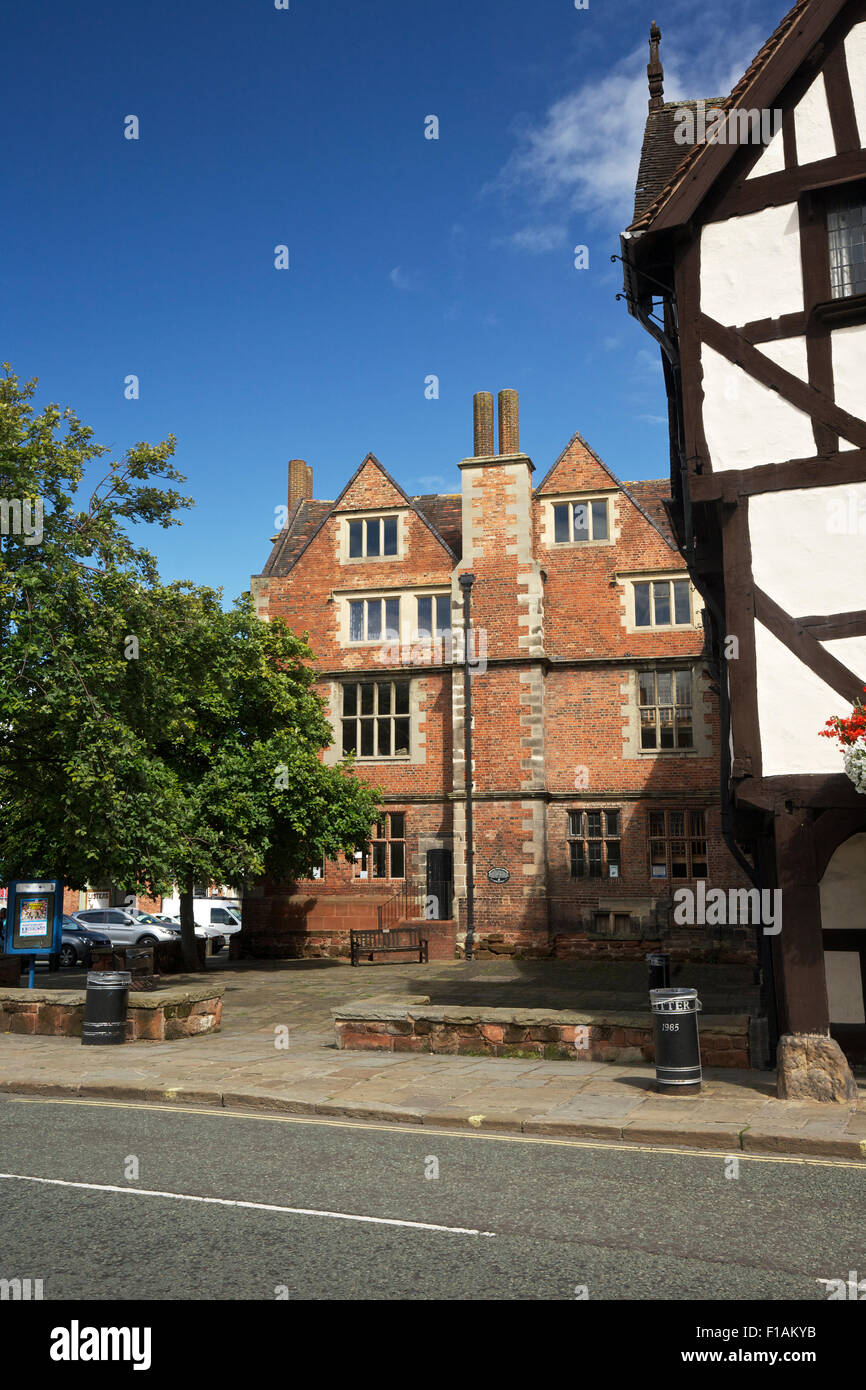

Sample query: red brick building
[242,389,752,962]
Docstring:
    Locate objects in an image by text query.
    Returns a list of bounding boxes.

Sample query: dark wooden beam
[700,314,866,450]
[753,585,865,704]
[814,806,866,879]
[824,40,861,154]
[721,500,762,778]
[736,773,866,811]
[738,310,807,343]
[689,449,866,502]
[773,808,830,1036]
[799,192,836,454]
[798,610,866,640]
[703,147,866,221]
[648,0,853,233]
[674,240,710,476]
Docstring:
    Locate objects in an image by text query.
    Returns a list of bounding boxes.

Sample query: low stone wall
[333,999,752,1067]
[0,984,224,1042]
[232,907,457,962]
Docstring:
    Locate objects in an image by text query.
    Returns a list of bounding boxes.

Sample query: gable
[535,431,622,495]
[629,0,855,236]
[336,455,409,513]
[536,433,678,552]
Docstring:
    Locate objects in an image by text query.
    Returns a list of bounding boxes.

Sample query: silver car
[70,908,180,948]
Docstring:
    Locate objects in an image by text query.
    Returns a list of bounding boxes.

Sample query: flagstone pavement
[1,956,863,1160]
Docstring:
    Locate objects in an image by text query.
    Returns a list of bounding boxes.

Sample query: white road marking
[0,1172,496,1237]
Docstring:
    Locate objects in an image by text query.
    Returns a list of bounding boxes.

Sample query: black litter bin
[82,970,131,1046]
[646,952,670,991]
[650,987,702,1094]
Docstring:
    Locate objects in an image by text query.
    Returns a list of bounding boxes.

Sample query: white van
[160,897,242,935]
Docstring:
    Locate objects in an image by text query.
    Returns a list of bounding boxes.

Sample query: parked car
[157,898,241,935]
[58,916,112,969]
[131,910,225,950]
[70,908,183,949]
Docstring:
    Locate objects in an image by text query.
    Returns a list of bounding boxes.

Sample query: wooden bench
[350,927,429,966]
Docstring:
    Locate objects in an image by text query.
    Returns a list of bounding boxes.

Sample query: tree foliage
[0,367,380,964]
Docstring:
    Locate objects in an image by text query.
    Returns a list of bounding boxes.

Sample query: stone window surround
[620,660,713,759]
[335,584,453,649]
[617,568,703,634]
[338,508,407,564]
[540,488,619,550]
[322,677,427,768]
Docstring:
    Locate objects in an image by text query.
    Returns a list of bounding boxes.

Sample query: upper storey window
[553,498,609,544]
[634,578,692,629]
[348,516,398,559]
[827,189,866,299]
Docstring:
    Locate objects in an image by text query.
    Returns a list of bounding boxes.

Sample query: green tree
[0,367,380,968]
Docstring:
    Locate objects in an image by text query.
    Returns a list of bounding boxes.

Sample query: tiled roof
[260,499,334,578]
[629,0,812,232]
[258,475,677,579]
[633,99,721,223]
[622,479,678,547]
[411,494,462,558]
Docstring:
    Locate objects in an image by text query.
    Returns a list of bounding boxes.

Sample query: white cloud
[636,348,662,375]
[389,266,414,291]
[501,224,568,254]
[639,413,667,425]
[492,17,766,231]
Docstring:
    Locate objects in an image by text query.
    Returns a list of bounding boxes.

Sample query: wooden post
[772,808,830,1035]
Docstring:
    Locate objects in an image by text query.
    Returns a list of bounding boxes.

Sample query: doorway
[426,849,453,920]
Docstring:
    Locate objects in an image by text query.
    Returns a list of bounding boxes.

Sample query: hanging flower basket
[819,687,866,793]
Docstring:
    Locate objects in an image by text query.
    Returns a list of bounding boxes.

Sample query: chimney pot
[497,389,519,454]
[473,392,495,457]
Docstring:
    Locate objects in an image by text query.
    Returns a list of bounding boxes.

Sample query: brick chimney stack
[288,458,313,509]
[473,392,495,457]
[497,388,519,454]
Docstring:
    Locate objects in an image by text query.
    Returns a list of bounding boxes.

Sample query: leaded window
[568,809,621,879]
[828,189,866,299]
[341,681,410,758]
[639,669,693,749]
[647,809,708,880]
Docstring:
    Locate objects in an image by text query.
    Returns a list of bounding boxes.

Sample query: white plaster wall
[820,834,866,930]
[822,636,866,680]
[823,952,865,1023]
[754,621,854,775]
[746,123,785,178]
[794,71,836,165]
[831,324,866,452]
[702,343,814,470]
[700,204,802,323]
[750,484,866,614]
[845,21,866,148]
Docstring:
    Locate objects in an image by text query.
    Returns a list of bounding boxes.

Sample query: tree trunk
[179,874,199,972]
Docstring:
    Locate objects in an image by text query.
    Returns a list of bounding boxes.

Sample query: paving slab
[0,956,863,1162]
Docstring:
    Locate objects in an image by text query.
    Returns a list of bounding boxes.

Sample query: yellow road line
[5,1094,865,1168]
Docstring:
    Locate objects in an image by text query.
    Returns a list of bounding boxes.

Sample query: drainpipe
[459,572,476,961]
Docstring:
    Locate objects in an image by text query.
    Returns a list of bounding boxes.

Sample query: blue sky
[5,0,789,603]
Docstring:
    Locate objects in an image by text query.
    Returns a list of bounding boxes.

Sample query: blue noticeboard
[3,879,63,957]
